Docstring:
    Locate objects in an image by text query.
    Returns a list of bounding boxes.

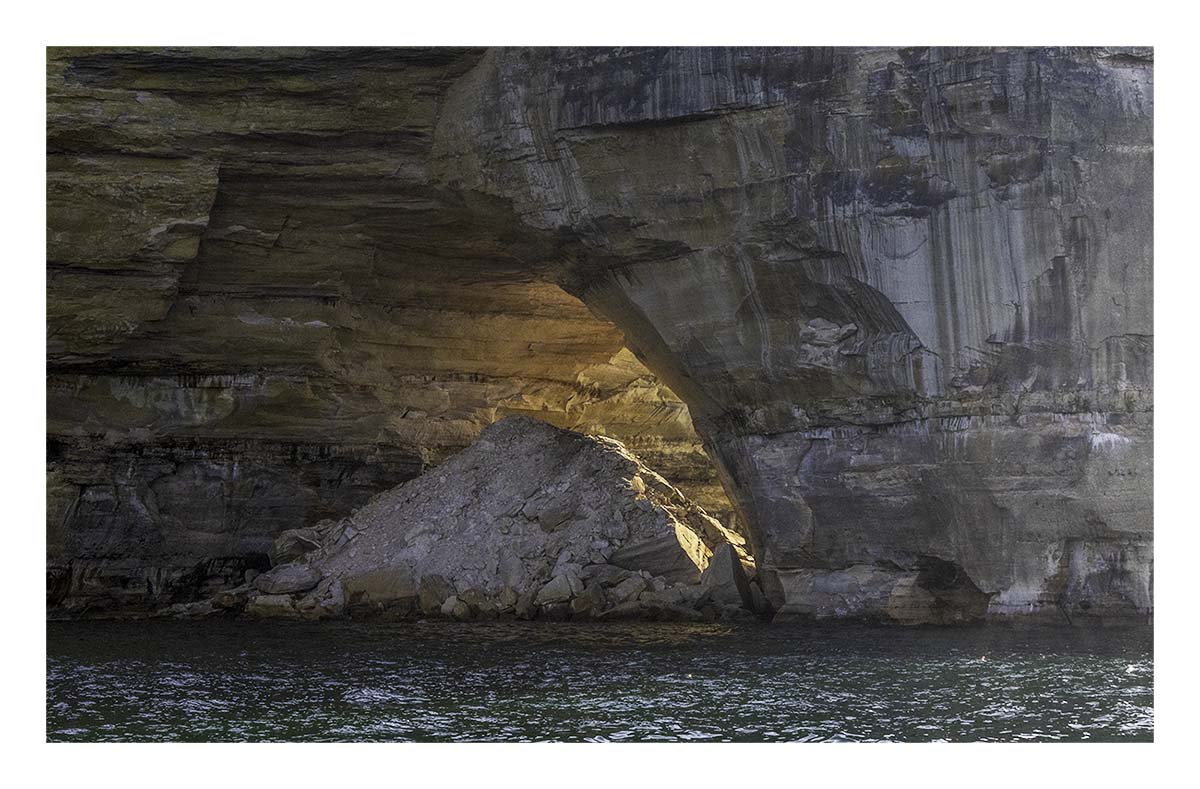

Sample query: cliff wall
[47,47,1152,621]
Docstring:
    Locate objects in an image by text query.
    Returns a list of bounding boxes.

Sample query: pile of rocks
[165,417,769,622]
[241,541,761,623]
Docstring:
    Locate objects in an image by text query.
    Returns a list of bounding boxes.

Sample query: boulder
[161,600,219,619]
[459,588,499,619]
[747,579,771,616]
[245,593,299,618]
[608,593,706,622]
[253,564,322,595]
[213,585,252,610]
[570,583,608,618]
[495,586,519,613]
[514,588,539,620]
[418,574,454,616]
[597,600,659,621]
[699,543,754,610]
[608,528,707,585]
[541,601,572,621]
[535,574,576,605]
[271,528,323,566]
[341,564,417,608]
[609,574,648,604]
[651,603,706,622]
[580,563,633,586]
[296,577,345,620]
[534,498,576,533]
[638,586,688,607]
[440,595,472,620]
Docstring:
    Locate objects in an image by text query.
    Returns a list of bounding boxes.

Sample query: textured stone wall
[46,47,729,612]
[47,47,1152,621]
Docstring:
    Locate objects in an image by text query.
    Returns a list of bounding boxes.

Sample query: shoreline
[45,609,1154,630]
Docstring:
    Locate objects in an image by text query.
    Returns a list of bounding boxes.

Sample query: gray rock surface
[46,47,1152,623]
[769,563,991,626]
[701,543,755,610]
[245,594,299,619]
[608,532,707,585]
[220,416,752,622]
[272,529,324,566]
[253,564,322,595]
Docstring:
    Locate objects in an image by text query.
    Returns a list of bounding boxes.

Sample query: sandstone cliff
[47,47,1152,623]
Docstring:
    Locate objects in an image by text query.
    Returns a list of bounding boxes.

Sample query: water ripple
[47,620,1152,742]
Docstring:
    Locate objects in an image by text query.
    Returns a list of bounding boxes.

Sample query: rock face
[700,543,755,610]
[47,47,1152,623]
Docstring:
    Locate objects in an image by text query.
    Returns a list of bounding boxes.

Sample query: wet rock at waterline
[767,562,992,626]
[700,543,756,611]
[253,564,322,596]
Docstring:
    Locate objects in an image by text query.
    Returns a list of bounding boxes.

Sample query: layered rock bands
[47,47,1152,624]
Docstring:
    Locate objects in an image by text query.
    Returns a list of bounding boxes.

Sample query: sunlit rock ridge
[47,46,1152,623]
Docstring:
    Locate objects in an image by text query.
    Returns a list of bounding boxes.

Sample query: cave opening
[47,166,749,613]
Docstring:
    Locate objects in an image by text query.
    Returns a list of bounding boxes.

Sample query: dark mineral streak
[47,47,1152,622]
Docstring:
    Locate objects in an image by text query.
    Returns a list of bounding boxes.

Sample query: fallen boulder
[609,528,707,585]
[700,543,755,609]
[418,574,454,616]
[253,564,322,595]
[342,565,417,611]
[271,528,324,566]
[535,574,576,606]
[245,593,300,618]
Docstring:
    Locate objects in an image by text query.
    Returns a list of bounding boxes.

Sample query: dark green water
[46,620,1152,742]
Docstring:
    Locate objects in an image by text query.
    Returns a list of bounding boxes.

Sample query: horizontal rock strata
[48,47,1153,623]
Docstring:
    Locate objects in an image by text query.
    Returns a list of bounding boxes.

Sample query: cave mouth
[47,193,744,612]
[912,557,992,624]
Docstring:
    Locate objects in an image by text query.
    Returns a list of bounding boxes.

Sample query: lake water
[46,620,1153,742]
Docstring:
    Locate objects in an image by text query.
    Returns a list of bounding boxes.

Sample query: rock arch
[48,46,1153,621]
